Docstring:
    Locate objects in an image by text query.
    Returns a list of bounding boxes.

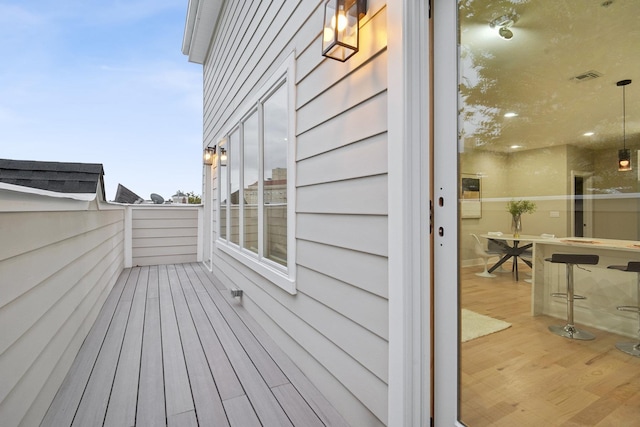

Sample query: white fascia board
[182,0,224,64]
[0,182,96,201]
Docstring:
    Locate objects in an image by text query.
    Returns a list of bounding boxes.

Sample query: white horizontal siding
[297,175,388,215]
[297,213,388,257]
[131,207,199,266]
[297,239,388,299]
[297,131,388,184]
[214,255,388,424]
[202,1,389,425]
[0,207,125,426]
[297,92,388,160]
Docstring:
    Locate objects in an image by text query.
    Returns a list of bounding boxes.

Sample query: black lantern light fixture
[322,0,367,62]
[617,79,632,171]
[204,146,216,165]
[219,147,227,166]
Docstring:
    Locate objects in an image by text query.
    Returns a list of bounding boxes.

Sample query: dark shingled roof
[0,158,105,199]
[114,184,143,204]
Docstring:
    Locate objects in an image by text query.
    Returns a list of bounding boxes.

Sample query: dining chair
[471,234,501,278]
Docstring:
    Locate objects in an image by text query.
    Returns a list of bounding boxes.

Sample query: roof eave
[182,0,225,64]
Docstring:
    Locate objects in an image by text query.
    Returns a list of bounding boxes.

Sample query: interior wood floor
[461,262,640,427]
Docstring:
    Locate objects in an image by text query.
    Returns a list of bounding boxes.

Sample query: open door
[571,171,594,238]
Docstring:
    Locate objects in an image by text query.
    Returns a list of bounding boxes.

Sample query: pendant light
[617,79,632,171]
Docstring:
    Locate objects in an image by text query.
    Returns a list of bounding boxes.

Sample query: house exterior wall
[0,201,125,426]
[130,205,202,266]
[201,1,389,425]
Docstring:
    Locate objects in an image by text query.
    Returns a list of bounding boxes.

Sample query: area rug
[461,309,511,342]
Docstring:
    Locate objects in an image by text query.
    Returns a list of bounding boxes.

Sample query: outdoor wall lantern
[322,0,367,62]
[219,147,227,166]
[203,146,216,165]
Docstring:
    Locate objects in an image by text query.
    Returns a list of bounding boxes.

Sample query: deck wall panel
[0,205,125,426]
[131,206,200,266]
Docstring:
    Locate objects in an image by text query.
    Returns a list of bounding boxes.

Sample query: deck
[41,263,348,427]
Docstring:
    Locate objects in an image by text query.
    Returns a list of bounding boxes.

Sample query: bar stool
[607,261,640,357]
[546,253,599,340]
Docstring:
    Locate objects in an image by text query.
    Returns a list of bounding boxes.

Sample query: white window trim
[215,52,297,295]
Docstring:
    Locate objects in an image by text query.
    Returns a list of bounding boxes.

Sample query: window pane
[229,128,240,246]
[243,111,259,254]
[458,2,640,425]
[263,83,288,266]
[219,142,228,241]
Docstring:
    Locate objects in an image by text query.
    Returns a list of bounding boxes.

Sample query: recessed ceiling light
[583,132,595,136]
[510,145,522,149]
[490,13,518,40]
[504,112,518,118]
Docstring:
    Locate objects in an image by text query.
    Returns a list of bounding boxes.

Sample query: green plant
[506,200,536,216]
[186,191,202,204]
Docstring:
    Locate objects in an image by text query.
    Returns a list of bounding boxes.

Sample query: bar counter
[532,237,640,338]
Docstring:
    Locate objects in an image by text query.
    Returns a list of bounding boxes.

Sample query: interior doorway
[571,171,593,238]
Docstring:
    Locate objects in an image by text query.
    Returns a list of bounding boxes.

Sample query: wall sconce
[617,79,632,171]
[204,146,216,165]
[322,0,367,62]
[219,147,227,166]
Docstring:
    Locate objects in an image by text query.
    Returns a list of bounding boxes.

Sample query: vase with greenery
[506,200,536,237]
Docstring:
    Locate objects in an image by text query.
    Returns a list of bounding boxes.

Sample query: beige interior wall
[460,146,572,264]
[461,142,640,264]
[591,147,640,240]
[459,150,509,263]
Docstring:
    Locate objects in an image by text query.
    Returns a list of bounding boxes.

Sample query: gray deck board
[223,395,262,427]
[136,293,165,425]
[178,267,245,401]
[71,276,136,426]
[40,269,131,427]
[104,266,148,427]
[167,265,229,426]
[41,263,349,427]
[158,265,195,420]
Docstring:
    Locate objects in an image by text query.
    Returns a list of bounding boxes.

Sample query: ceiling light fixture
[490,14,517,40]
[504,112,518,118]
[617,79,632,171]
[583,132,595,136]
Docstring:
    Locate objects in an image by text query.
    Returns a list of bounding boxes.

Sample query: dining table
[479,233,541,281]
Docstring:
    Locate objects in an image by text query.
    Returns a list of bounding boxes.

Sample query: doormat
[461,309,511,342]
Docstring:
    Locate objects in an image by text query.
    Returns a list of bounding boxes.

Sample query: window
[437,2,640,426]
[216,55,295,293]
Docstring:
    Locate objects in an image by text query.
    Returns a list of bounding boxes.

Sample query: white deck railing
[0,200,203,426]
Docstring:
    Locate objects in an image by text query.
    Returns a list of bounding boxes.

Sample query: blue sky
[0,0,203,201]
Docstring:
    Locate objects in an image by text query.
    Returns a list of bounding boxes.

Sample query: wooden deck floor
[41,263,348,427]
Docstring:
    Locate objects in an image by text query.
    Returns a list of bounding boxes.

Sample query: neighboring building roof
[0,158,105,200]
[114,184,143,204]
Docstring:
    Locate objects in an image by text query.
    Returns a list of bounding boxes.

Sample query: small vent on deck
[571,70,602,82]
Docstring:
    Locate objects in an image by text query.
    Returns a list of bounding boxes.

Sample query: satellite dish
[150,193,165,204]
